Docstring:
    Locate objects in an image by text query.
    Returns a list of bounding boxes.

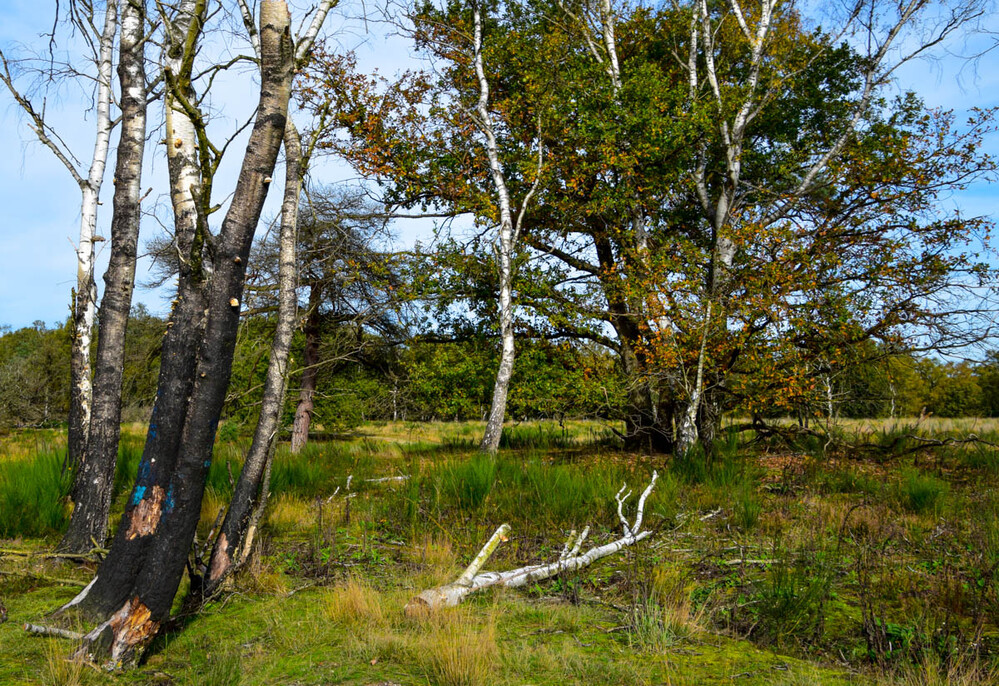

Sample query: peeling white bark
[163,0,205,254]
[473,6,542,454]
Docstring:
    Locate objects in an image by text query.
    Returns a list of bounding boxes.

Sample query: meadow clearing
[2,418,998,685]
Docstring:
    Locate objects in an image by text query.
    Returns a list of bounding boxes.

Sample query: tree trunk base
[71,596,159,670]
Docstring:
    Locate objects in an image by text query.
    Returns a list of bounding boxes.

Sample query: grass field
[1,419,998,685]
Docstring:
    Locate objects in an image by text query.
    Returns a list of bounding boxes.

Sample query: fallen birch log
[24,623,85,640]
[406,471,658,614]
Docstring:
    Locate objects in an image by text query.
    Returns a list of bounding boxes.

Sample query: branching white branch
[406,472,658,613]
[295,0,338,65]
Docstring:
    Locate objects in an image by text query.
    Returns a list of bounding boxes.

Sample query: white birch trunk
[71,0,118,466]
[677,301,712,455]
[163,0,205,249]
[474,6,519,455]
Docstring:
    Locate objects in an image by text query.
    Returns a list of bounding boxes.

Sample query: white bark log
[406,472,657,613]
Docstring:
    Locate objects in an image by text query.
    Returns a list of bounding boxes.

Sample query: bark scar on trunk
[125,485,165,539]
[105,596,159,667]
[208,533,230,582]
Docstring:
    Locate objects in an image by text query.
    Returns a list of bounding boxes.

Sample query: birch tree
[669,0,994,453]
[472,2,543,454]
[60,0,150,553]
[39,0,330,667]
[0,1,118,468]
[301,1,544,453]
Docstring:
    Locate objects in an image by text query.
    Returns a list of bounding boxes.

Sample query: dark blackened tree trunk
[61,3,294,666]
[290,283,322,453]
[57,0,212,626]
[60,0,148,554]
[202,119,302,595]
[591,228,675,454]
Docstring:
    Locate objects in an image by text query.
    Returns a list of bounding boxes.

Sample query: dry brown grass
[406,535,457,581]
[415,608,498,686]
[323,578,385,627]
[265,493,314,534]
[198,487,227,539]
[874,657,998,686]
[0,430,65,463]
[836,416,999,436]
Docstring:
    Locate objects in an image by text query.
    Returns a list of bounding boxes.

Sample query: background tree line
[4,304,998,434]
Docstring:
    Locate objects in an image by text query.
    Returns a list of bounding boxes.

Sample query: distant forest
[3,305,997,434]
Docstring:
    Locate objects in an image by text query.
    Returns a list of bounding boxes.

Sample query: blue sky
[0,1,996,331]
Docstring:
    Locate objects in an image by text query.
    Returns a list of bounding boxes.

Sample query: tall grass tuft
[734,482,762,531]
[439,454,497,511]
[499,423,573,450]
[323,578,384,627]
[629,566,704,652]
[419,611,498,686]
[41,642,92,686]
[628,598,699,653]
[897,468,949,515]
[749,544,834,647]
[0,448,71,538]
[670,440,751,491]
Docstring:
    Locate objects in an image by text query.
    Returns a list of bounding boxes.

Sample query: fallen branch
[405,471,658,613]
[24,623,84,640]
[0,547,106,561]
[0,570,88,587]
[364,475,410,484]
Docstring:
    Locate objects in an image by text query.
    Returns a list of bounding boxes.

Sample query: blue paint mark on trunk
[131,485,147,506]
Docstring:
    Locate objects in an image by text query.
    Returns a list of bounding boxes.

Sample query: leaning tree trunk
[66,0,119,469]
[60,0,147,554]
[202,119,302,596]
[60,3,294,667]
[290,283,322,453]
[59,0,212,623]
[480,261,515,454]
[474,6,518,455]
